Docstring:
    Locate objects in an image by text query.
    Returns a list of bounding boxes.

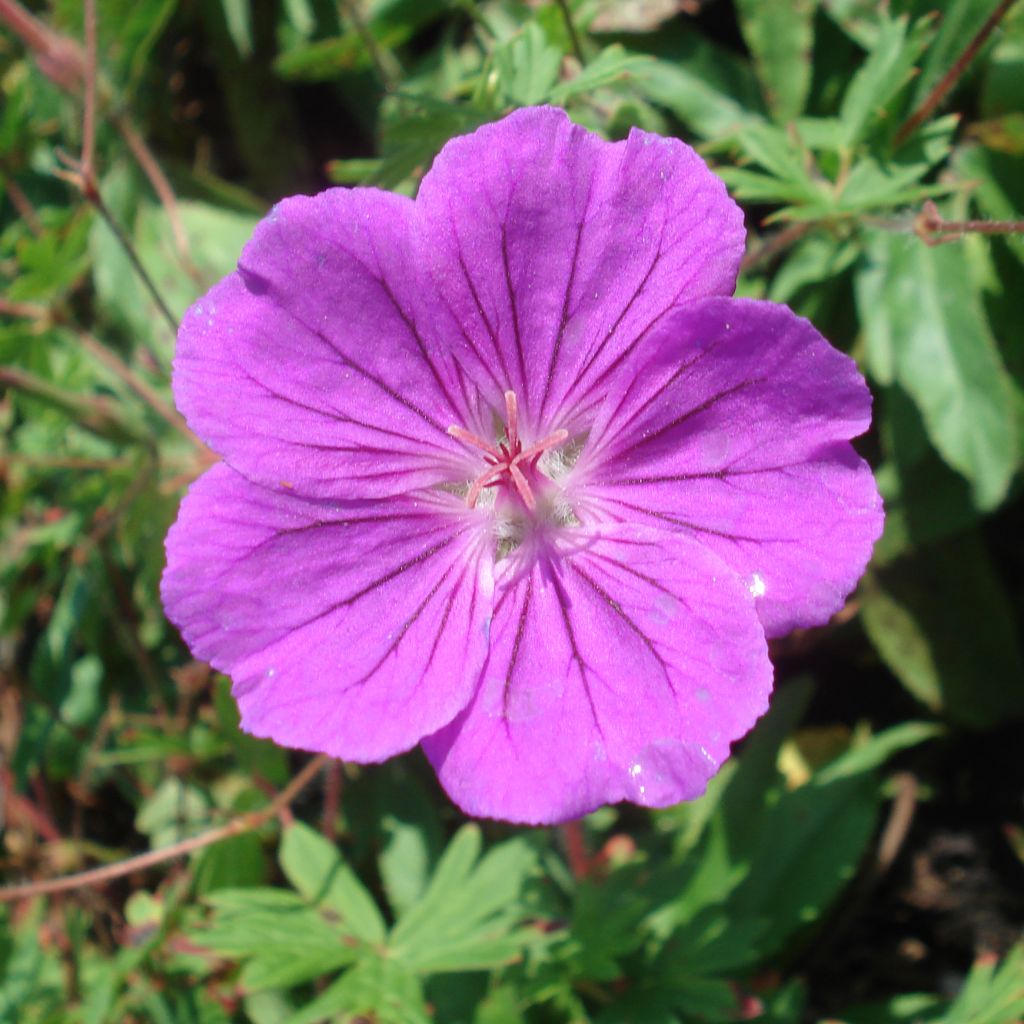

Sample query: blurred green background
[1,1,1023,1022]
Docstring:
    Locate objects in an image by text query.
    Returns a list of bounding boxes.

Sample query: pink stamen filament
[448,390,568,511]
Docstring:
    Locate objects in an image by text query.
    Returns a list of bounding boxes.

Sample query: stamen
[508,461,536,510]
[448,391,568,511]
[447,424,502,460]
[517,429,569,464]
[504,390,519,453]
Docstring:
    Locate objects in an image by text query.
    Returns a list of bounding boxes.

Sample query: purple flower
[162,107,882,824]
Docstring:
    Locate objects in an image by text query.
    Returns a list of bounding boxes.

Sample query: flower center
[448,391,568,512]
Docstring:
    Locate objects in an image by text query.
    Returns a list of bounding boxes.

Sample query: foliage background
[2,0,1024,1021]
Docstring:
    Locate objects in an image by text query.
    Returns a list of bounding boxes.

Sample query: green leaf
[563,869,650,981]
[837,115,958,213]
[493,22,562,106]
[838,14,933,146]
[286,957,428,1024]
[193,832,267,895]
[872,387,982,564]
[549,45,648,104]
[910,0,994,112]
[375,773,445,918]
[220,0,254,57]
[279,822,387,944]
[947,944,1024,1024]
[856,229,1017,509]
[630,26,763,140]
[389,825,537,973]
[195,889,356,978]
[735,0,817,123]
[671,710,934,968]
[768,233,860,304]
[860,532,1024,728]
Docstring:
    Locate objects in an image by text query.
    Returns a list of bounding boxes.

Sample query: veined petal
[423,526,771,824]
[415,106,744,437]
[161,464,493,761]
[576,298,883,637]
[174,189,473,499]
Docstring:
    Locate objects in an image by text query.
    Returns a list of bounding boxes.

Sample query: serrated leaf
[286,957,428,1024]
[389,826,537,973]
[238,948,358,994]
[856,229,1017,509]
[837,115,957,213]
[493,22,562,106]
[838,14,933,146]
[279,822,387,944]
[376,774,444,918]
[195,905,345,957]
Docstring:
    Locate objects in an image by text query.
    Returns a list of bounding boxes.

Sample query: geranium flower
[162,106,882,824]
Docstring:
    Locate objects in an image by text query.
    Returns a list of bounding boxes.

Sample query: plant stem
[89,190,180,339]
[915,199,1024,245]
[561,820,591,881]
[895,0,1018,146]
[338,0,402,91]
[555,0,586,65]
[81,0,96,181]
[0,755,329,902]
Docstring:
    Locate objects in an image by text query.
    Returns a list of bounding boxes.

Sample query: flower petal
[577,298,883,637]
[423,526,771,824]
[174,189,473,499]
[161,464,493,761]
[415,106,744,436]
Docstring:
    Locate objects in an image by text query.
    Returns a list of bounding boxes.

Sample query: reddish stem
[895,0,1019,146]
[561,820,591,882]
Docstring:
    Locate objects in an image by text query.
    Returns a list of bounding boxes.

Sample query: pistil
[448,391,568,511]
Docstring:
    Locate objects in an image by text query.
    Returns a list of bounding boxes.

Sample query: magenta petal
[174,190,473,499]
[423,526,771,825]
[578,298,883,637]
[415,106,744,435]
[161,464,493,761]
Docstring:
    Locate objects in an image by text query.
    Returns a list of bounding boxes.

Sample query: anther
[447,391,568,511]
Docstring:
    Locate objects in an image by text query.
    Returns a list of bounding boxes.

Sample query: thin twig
[0,755,329,902]
[320,760,343,841]
[877,772,918,873]
[110,112,189,262]
[81,0,97,181]
[895,0,1018,146]
[0,298,49,319]
[88,187,180,339]
[0,0,83,91]
[338,0,402,91]
[0,174,44,235]
[555,0,586,65]
[0,0,189,261]
[915,199,1024,245]
[75,330,201,448]
[740,221,815,274]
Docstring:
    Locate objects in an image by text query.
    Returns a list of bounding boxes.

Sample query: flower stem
[0,755,329,902]
[894,0,1018,146]
[915,199,1024,245]
[561,819,591,882]
[555,0,586,66]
